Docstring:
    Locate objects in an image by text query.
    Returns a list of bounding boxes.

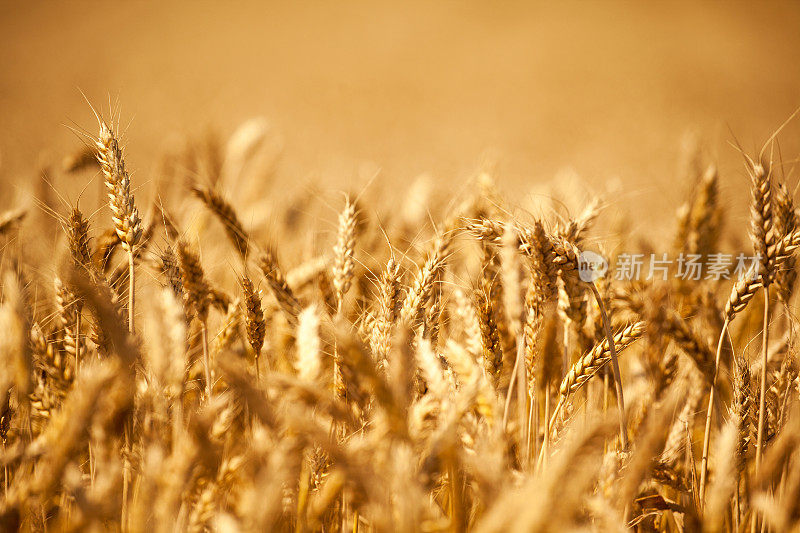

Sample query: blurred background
[1,1,799,231]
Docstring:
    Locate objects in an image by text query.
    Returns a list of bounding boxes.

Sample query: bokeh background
[1,1,799,231]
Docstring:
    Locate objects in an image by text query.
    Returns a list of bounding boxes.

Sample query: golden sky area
[1,1,799,227]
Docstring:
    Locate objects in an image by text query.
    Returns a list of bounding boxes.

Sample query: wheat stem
[128,251,135,333]
[750,287,771,533]
[502,339,524,430]
[589,281,628,449]
[755,287,770,472]
[699,317,730,505]
[122,250,134,530]
[540,386,553,469]
[295,453,310,533]
[201,319,212,400]
[121,423,131,530]
[75,312,81,376]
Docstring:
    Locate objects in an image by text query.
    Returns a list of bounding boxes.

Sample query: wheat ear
[191,185,250,258]
[559,321,644,399]
[96,121,142,333]
[241,276,266,380]
[537,320,643,469]
[259,250,301,323]
[176,239,212,399]
[774,183,797,305]
[65,206,93,375]
[475,286,503,387]
[400,237,447,330]
[332,196,357,314]
[369,256,402,363]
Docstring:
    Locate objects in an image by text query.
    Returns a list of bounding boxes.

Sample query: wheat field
[0,109,799,532]
[3,3,800,532]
